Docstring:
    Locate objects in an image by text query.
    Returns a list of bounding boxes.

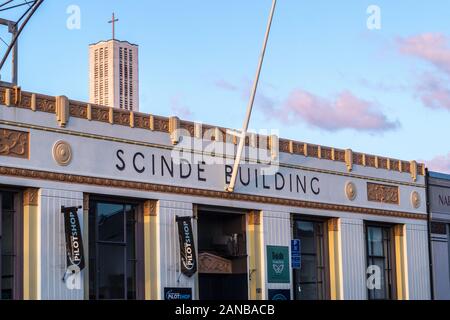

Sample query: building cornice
[0,86,426,179]
[0,165,426,220]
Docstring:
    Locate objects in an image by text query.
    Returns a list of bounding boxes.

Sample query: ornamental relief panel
[367,182,399,205]
[0,128,29,159]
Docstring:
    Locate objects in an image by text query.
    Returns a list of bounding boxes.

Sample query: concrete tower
[89,13,139,111]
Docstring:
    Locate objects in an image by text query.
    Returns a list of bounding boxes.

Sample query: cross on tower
[108,12,119,40]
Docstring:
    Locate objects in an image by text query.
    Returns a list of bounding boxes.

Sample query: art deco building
[0,85,432,300]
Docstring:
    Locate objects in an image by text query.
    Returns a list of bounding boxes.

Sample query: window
[293,218,329,300]
[0,191,22,300]
[365,224,395,300]
[89,198,144,300]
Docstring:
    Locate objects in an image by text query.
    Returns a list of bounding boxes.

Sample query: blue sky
[2,0,450,172]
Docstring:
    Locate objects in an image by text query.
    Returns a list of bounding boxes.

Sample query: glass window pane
[97,203,124,242]
[126,221,135,260]
[127,260,136,300]
[126,205,135,222]
[368,259,386,300]
[368,227,384,257]
[1,210,13,255]
[1,193,14,210]
[1,255,14,300]
[97,244,125,299]
[298,254,317,283]
[296,221,315,254]
[126,205,136,260]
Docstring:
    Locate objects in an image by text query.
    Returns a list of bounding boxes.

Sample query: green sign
[267,245,290,283]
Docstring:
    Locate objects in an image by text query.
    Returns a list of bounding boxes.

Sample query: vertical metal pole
[11,27,18,85]
[227,0,277,192]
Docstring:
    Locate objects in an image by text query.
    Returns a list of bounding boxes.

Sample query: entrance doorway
[0,190,22,300]
[293,217,329,300]
[197,208,248,300]
[88,197,144,300]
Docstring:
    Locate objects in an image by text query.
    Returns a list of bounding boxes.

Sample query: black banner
[62,206,85,272]
[176,216,197,277]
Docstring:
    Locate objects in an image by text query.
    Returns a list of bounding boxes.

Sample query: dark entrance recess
[197,208,248,300]
[88,196,144,300]
[293,217,330,300]
[0,190,23,300]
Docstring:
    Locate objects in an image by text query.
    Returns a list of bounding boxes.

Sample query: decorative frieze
[0,165,426,220]
[367,182,399,205]
[0,128,29,159]
[69,101,88,119]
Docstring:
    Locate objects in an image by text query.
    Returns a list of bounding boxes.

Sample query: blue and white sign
[291,239,301,269]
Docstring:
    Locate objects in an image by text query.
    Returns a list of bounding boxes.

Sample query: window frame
[0,188,23,300]
[364,222,397,300]
[292,215,330,300]
[88,196,144,300]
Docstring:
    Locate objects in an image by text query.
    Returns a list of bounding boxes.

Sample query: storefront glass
[89,200,138,300]
[0,191,19,300]
[293,219,327,300]
[365,225,394,300]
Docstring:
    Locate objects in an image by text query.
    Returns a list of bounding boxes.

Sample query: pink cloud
[397,33,450,110]
[280,89,399,132]
[398,33,450,75]
[424,153,450,174]
[214,79,398,132]
[415,73,450,110]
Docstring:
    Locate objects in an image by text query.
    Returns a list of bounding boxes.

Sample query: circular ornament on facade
[345,182,357,201]
[411,191,421,209]
[53,140,72,166]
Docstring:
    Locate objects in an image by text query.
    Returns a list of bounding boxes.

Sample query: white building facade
[0,86,431,300]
